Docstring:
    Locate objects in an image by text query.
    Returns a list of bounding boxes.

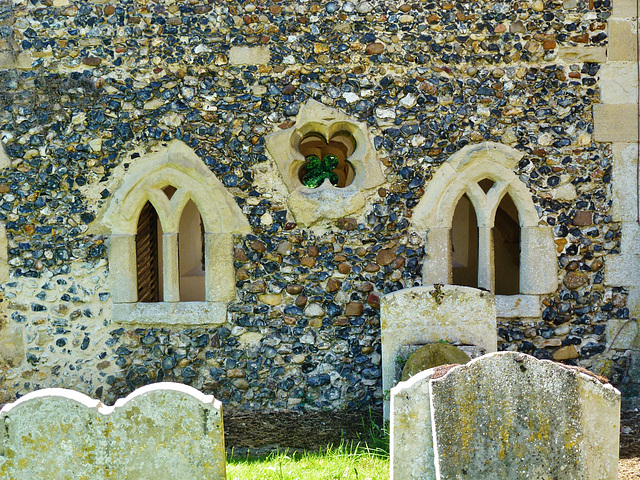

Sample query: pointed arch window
[413,142,558,319]
[92,140,250,326]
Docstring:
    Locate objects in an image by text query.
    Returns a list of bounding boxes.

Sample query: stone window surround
[412,142,558,319]
[93,140,250,326]
[265,99,385,226]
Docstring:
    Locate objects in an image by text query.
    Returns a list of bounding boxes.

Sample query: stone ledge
[112,301,227,326]
[593,104,639,143]
[495,294,541,318]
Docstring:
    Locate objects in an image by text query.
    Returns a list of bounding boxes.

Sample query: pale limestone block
[627,285,640,319]
[520,226,558,294]
[0,142,10,169]
[109,234,137,303]
[613,0,638,18]
[205,233,235,302]
[381,285,497,416]
[0,53,32,69]
[287,186,366,226]
[593,104,639,143]
[605,253,640,287]
[606,319,640,351]
[390,369,436,480]
[0,321,24,367]
[229,46,270,65]
[495,294,541,318]
[265,99,384,226]
[600,62,639,104]
[620,221,640,256]
[549,182,577,201]
[611,144,639,222]
[112,301,227,326]
[0,383,226,480]
[390,352,620,480]
[608,19,638,61]
[421,227,451,285]
[557,46,607,63]
[107,383,226,480]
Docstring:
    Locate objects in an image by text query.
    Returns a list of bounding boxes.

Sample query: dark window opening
[178,200,206,302]
[136,201,161,302]
[451,194,479,288]
[494,194,520,295]
[478,178,495,194]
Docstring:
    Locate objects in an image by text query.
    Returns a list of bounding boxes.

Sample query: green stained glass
[302,154,340,188]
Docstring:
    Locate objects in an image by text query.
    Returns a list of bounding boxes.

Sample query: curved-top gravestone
[390,352,620,480]
[0,383,226,480]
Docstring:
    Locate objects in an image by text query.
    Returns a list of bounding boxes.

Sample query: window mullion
[163,232,180,302]
[477,226,494,292]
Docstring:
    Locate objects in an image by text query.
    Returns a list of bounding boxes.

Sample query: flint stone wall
[0,0,635,412]
[0,383,226,480]
[390,352,620,480]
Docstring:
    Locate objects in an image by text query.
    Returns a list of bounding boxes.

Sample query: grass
[227,442,390,480]
[227,409,390,480]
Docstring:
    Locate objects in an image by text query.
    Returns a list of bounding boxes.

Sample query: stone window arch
[412,142,558,318]
[93,140,250,326]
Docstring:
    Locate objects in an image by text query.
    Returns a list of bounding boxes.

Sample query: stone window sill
[112,301,227,326]
[495,294,541,319]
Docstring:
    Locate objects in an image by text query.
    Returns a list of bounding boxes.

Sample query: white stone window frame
[93,140,250,326]
[265,99,385,226]
[412,142,558,319]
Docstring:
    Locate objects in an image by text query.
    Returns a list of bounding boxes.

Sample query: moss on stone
[401,344,471,381]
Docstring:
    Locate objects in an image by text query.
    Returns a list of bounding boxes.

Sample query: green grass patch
[227,442,389,480]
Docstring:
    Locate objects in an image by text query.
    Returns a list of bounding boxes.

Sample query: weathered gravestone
[0,382,226,480]
[381,285,497,416]
[390,352,620,480]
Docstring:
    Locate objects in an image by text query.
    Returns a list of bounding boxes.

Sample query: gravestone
[381,285,497,416]
[0,383,226,480]
[390,352,620,480]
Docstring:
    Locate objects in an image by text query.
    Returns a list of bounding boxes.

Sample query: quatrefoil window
[298,132,356,188]
[264,99,385,226]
